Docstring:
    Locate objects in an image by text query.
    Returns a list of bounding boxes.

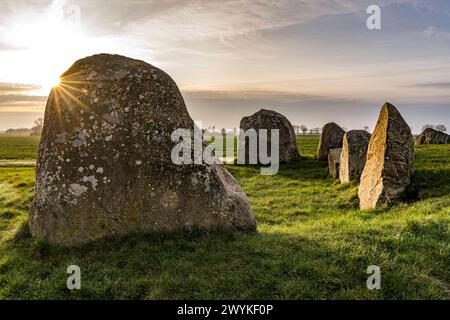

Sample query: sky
[0,0,449,133]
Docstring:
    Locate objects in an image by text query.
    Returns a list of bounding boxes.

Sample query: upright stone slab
[317,122,345,160]
[339,130,371,183]
[358,103,415,209]
[239,109,300,163]
[328,148,342,179]
[30,54,256,246]
[417,128,449,145]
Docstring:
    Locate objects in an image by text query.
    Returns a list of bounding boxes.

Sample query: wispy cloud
[0,82,42,93]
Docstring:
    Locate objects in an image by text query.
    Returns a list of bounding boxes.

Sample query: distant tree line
[0,118,43,136]
[2,120,447,137]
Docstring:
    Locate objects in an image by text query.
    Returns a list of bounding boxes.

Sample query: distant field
[0,136,40,160]
[0,135,448,299]
[207,134,319,159]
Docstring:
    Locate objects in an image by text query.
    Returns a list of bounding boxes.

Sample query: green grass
[0,136,40,160]
[0,136,448,299]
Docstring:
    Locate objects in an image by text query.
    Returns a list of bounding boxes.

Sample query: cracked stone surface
[358,103,415,209]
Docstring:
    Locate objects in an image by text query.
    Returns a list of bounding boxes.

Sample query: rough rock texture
[239,109,300,163]
[417,128,449,145]
[317,123,345,160]
[30,54,256,246]
[358,103,415,209]
[328,148,342,179]
[339,130,371,183]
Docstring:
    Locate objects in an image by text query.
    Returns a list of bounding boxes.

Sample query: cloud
[0,82,42,93]
[415,81,450,88]
[0,95,47,104]
[0,82,46,107]
[423,26,450,40]
[182,89,360,104]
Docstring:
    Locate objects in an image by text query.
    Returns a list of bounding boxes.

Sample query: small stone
[328,148,342,179]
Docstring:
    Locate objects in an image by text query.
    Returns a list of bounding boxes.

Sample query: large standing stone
[317,122,345,160]
[417,128,449,145]
[358,103,415,209]
[339,130,371,183]
[328,148,342,179]
[239,109,300,163]
[30,54,256,246]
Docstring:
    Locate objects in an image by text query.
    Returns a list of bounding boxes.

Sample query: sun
[40,75,62,94]
[3,2,91,94]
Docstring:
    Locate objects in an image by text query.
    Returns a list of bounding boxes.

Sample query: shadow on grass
[3,225,380,299]
[4,216,448,300]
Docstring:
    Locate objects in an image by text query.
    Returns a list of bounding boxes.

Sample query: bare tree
[309,127,321,135]
[422,124,434,131]
[435,124,447,132]
[300,125,308,135]
[30,118,44,136]
[363,126,369,132]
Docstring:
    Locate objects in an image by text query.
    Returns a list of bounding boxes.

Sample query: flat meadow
[0,135,448,299]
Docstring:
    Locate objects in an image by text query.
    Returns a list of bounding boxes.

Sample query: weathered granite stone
[417,128,449,145]
[29,54,256,246]
[239,109,300,163]
[339,130,371,183]
[328,148,342,179]
[358,103,415,209]
[317,122,345,160]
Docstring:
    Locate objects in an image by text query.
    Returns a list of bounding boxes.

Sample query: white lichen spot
[83,175,98,191]
[72,132,87,148]
[55,133,67,144]
[66,159,71,163]
[136,160,142,165]
[78,167,84,173]
[94,97,99,103]
[87,70,97,79]
[96,167,104,174]
[69,183,88,197]
[89,164,94,170]
[105,135,113,142]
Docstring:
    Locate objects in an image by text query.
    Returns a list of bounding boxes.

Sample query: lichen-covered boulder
[317,122,345,160]
[417,128,449,145]
[328,148,342,179]
[358,103,415,209]
[239,109,300,163]
[30,54,256,246]
[339,130,371,183]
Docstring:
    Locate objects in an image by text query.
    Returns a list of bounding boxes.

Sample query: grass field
[0,136,40,160]
[0,135,448,299]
